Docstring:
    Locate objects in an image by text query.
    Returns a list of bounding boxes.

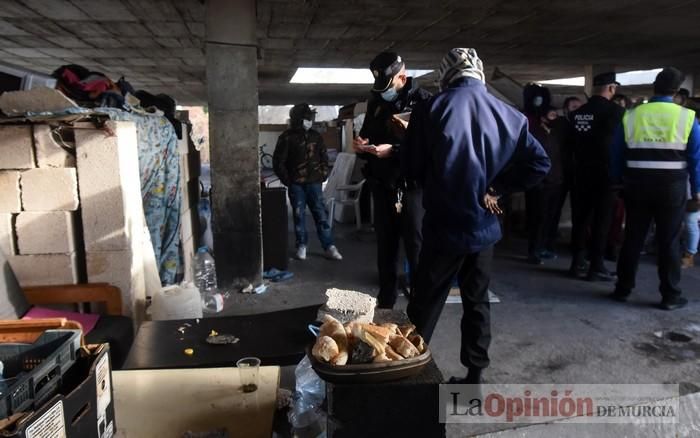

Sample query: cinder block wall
[1,118,197,322]
[0,124,81,287]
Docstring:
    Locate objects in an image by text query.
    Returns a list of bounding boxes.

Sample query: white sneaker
[325,245,343,261]
[295,245,307,260]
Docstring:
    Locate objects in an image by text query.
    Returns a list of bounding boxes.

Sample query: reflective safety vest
[623,102,696,171]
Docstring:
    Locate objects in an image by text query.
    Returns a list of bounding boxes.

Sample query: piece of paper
[23,306,99,334]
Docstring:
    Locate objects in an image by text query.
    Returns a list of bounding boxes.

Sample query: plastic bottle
[193,247,224,313]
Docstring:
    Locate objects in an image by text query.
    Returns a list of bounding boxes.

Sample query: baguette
[312,336,339,362]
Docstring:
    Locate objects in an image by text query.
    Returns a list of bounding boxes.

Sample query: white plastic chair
[335,179,366,230]
[322,153,358,230]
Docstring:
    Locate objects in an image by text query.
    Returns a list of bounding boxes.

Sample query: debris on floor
[263,268,294,282]
[184,348,194,356]
[206,334,240,345]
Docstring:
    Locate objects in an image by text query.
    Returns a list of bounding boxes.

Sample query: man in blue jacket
[403,48,550,384]
[610,67,700,310]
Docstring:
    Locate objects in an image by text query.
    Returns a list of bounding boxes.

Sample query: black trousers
[371,184,424,308]
[526,184,565,255]
[407,245,493,369]
[616,178,686,299]
[571,178,617,270]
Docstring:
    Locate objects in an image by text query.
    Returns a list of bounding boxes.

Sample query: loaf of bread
[312,336,339,362]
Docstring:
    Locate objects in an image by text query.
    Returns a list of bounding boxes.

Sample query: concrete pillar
[206,0,262,287]
[584,64,615,98]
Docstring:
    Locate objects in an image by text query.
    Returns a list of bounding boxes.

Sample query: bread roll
[385,345,403,361]
[408,334,426,354]
[380,322,399,334]
[354,323,393,344]
[389,335,420,359]
[372,351,392,363]
[312,336,339,362]
[320,315,349,365]
[399,324,416,338]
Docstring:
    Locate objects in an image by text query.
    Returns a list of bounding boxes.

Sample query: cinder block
[8,253,78,287]
[16,211,76,254]
[86,250,145,319]
[20,168,79,211]
[75,121,142,251]
[0,171,21,212]
[0,125,35,169]
[33,124,76,168]
[0,213,15,256]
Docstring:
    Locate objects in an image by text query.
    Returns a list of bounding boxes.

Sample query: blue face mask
[380,86,399,102]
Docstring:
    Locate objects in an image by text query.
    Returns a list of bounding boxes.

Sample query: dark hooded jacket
[401,77,551,253]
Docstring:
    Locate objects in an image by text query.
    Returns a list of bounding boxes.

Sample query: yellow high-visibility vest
[623,102,696,170]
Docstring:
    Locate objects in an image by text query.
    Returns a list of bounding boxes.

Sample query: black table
[123,305,321,370]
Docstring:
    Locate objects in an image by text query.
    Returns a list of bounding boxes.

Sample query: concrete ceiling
[1,0,699,106]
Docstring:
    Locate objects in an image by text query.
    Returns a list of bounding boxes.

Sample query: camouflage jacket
[273,127,329,185]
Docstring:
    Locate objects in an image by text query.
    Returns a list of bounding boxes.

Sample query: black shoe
[609,289,630,302]
[527,254,544,265]
[659,297,688,310]
[587,268,616,282]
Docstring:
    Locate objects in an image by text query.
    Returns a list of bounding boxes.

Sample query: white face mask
[302,119,313,130]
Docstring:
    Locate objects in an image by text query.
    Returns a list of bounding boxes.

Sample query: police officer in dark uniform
[353,52,432,309]
[568,72,625,281]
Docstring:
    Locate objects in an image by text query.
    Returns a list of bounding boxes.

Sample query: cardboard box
[0,344,116,438]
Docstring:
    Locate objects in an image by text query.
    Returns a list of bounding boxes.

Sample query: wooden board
[112,366,280,438]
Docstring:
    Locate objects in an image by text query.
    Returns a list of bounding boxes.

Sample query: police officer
[273,103,343,262]
[353,52,432,309]
[610,68,700,310]
[569,72,625,281]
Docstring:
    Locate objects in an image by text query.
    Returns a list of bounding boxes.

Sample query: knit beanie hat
[438,48,485,90]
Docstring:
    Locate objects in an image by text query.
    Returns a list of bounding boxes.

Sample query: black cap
[289,103,316,120]
[654,67,684,95]
[593,72,620,87]
[369,52,405,92]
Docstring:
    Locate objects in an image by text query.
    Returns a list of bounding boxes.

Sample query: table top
[113,366,280,438]
[123,305,320,370]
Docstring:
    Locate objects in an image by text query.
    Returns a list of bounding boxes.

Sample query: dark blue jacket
[401,77,550,254]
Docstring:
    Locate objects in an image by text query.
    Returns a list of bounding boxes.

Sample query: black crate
[0,329,81,419]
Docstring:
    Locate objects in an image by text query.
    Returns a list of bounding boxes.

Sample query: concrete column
[206,0,262,287]
[584,64,615,98]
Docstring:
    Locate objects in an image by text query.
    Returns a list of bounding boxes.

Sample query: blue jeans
[288,183,334,250]
[684,211,700,254]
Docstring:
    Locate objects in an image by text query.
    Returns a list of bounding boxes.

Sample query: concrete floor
[227,216,700,437]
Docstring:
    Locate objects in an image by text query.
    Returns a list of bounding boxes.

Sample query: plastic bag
[150,282,203,320]
[288,357,326,438]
